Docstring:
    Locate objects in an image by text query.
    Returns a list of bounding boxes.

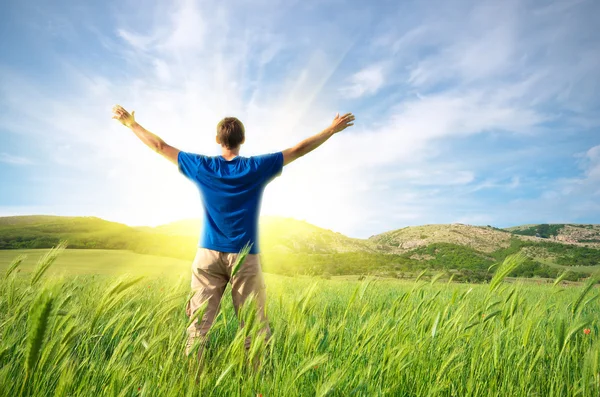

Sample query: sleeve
[254,151,284,184]
[177,151,204,180]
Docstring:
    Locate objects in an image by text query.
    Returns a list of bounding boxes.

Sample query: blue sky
[0,0,599,238]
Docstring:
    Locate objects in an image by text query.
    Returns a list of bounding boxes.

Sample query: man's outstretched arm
[112,104,180,165]
[282,112,355,166]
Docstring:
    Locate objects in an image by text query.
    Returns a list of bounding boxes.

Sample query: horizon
[1,0,599,238]
[1,213,598,240]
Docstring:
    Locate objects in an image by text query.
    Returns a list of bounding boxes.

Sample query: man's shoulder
[249,152,283,162]
[179,151,211,162]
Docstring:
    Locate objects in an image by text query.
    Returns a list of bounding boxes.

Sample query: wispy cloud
[340,64,385,98]
[0,153,33,165]
[583,145,600,180]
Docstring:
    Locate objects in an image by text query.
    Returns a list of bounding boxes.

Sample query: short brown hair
[216,117,245,149]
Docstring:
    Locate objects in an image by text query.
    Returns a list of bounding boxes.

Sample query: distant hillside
[505,224,600,247]
[0,215,126,229]
[139,219,201,237]
[369,223,518,254]
[260,217,378,254]
[1,216,599,281]
[0,215,198,259]
[0,215,137,249]
[143,216,378,253]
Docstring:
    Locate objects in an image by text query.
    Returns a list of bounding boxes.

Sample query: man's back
[178,151,284,254]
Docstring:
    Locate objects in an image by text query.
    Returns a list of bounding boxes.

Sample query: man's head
[216,117,245,149]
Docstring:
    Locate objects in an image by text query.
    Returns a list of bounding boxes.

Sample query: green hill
[0,216,598,281]
[139,218,201,237]
[0,215,198,259]
[369,223,515,253]
[259,217,378,254]
[143,216,378,253]
[0,215,138,249]
[505,223,600,247]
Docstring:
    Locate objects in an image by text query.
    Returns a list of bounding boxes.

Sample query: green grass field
[0,249,190,277]
[0,248,599,396]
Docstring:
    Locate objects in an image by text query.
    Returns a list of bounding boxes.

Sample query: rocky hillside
[506,224,600,247]
[369,223,535,254]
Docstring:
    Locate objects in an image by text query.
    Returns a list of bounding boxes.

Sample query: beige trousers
[185,247,272,358]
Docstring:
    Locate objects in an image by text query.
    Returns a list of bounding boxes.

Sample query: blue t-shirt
[178,151,284,254]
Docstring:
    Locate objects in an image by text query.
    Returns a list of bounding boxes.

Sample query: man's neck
[221,146,240,160]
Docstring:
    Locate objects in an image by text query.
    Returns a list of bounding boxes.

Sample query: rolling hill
[0,215,198,259]
[1,215,599,280]
[369,223,517,253]
[506,223,600,247]
[0,215,139,249]
[140,216,378,253]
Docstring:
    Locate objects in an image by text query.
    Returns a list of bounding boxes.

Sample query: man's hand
[111,104,180,165]
[282,111,356,166]
[328,112,355,134]
[112,104,137,128]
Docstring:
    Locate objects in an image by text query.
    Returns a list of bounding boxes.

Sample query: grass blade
[571,272,600,315]
[231,241,253,278]
[4,255,26,279]
[489,253,526,293]
[26,291,54,375]
[30,241,68,286]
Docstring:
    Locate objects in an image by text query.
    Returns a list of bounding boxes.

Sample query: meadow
[0,246,599,396]
[0,249,190,277]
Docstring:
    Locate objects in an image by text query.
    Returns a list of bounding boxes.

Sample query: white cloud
[340,64,385,98]
[331,90,546,174]
[0,153,33,165]
[158,0,205,52]
[584,145,600,180]
[495,144,600,225]
[380,169,475,186]
[117,29,154,50]
[153,59,171,82]
[116,0,205,54]
[406,2,517,87]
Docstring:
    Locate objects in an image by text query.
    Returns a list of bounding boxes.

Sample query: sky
[0,0,599,238]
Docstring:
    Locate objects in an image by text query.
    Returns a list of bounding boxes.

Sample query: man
[111,105,355,364]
